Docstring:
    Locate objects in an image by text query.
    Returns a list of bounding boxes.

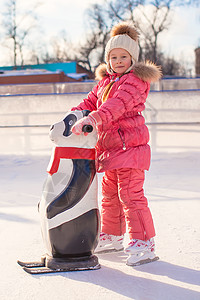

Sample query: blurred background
[0,0,199,76]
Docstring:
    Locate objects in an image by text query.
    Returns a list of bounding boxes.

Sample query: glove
[71,111,102,136]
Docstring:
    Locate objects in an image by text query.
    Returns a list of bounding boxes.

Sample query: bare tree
[42,31,74,63]
[75,34,98,71]
[106,0,144,22]
[76,0,198,75]
[76,0,174,70]
[156,51,187,76]
[2,0,41,67]
[134,1,173,62]
[76,4,111,71]
[105,0,173,62]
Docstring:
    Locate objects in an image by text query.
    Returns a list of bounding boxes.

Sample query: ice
[0,91,200,299]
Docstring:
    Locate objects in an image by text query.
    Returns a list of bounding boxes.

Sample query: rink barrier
[1,122,200,128]
[1,90,200,127]
[1,123,200,154]
[1,88,200,97]
[0,90,200,126]
[0,92,89,97]
[0,88,200,154]
[0,76,200,96]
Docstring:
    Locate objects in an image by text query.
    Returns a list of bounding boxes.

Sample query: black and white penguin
[38,110,100,270]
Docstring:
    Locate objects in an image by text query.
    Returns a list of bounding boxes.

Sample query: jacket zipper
[137,210,147,240]
[118,129,126,151]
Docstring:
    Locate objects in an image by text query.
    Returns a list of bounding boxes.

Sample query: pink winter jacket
[72,62,162,172]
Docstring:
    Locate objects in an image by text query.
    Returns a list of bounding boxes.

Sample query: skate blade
[20,255,101,275]
[126,256,159,267]
[17,260,45,268]
[95,247,124,254]
[23,264,101,275]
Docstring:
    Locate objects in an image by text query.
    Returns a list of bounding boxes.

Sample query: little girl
[71,21,162,266]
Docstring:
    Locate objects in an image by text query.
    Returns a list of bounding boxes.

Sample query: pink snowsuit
[72,62,161,241]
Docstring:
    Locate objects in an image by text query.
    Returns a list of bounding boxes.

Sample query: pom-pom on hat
[105,22,140,73]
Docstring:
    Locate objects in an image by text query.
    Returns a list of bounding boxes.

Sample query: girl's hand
[72,115,96,136]
[72,111,102,135]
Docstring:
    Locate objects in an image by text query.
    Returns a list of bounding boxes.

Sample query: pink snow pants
[101,168,155,241]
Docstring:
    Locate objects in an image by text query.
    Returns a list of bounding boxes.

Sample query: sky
[0,0,199,74]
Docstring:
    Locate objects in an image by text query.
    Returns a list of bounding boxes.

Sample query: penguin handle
[82,125,93,133]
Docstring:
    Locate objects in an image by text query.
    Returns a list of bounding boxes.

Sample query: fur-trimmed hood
[95,62,162,83]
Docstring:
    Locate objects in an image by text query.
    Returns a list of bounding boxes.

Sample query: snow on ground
[0,124,200,300]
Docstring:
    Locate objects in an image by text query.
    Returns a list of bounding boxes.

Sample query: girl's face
[109,48,132,74]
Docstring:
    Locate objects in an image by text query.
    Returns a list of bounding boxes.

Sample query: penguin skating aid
[17,110,101,274]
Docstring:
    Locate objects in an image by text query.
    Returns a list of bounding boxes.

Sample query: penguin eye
[63,114,77,137]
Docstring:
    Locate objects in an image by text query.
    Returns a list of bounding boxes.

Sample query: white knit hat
[105,22,140,74]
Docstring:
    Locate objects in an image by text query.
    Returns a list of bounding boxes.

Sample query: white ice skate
[95,233,124,254]
[125,238,159,266]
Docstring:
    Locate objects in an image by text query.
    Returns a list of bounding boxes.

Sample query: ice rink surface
[0,91,200,300]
